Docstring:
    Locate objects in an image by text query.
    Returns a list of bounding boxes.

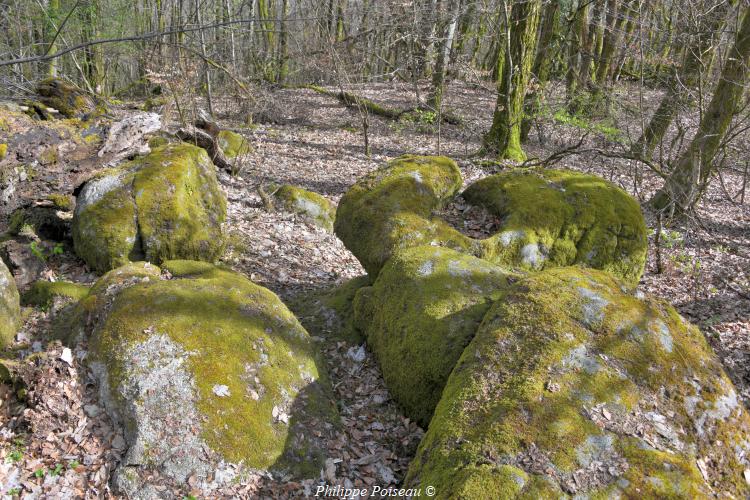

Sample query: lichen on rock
[273,184,336,232]
[334,155,476,279]
[354,246,514,427]
[74,260,338,496]
[0,259,21,347]
[72,143,226,273]
[406,267,750,498]
[462,168,648,284]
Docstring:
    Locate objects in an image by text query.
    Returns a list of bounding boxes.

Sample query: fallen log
[176,126,232,172]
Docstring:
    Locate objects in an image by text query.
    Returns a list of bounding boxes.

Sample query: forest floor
[1,81,749,498]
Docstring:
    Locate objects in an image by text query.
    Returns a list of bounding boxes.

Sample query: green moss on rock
[335,155,476,279]
[406,267,750,498]
[463,169,648,284]
[72,143,227,273]
[0,260,21,347]
[0,143,7,160]
[217,130,251,158]
[36,78,94,118]
[22,280,90,307]
[274,185,336,232]
[77,261,338,494]
[355,246,514,427]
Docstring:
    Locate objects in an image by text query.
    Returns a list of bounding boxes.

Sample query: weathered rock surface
[354,246,513,427]
[7,196,73,241]
[406,267,750,498]
[72,143,226,273]
[0,259,21,347]
[335,159,647,284]
[463,169,648,284]
[97,112,162,164]
[0,238,46,289]
[334,155,472,278]
[69,261,338,497]
[274,184,336,232]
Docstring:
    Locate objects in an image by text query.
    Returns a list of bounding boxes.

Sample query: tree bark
[483,0,542,160]
[651,8,750,213]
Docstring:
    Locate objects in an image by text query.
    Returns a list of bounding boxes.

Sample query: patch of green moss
[273,185,336,232]
[335,155,476,279]
[85,261,338,477]
[355,246,514,427]
[147,136,169,149]
[39,146,58,165]
[45,193,72,210]
[0,260,21,347]
[0,143,7,160]
[36,78,93,118]
[406,267,750,497]
[72,143,227,273]
[463,168,648,284]
[22,280,90,308]
[217,130,252,158]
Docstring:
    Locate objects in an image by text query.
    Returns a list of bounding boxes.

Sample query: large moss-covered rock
[274,184,336,232]
[217,130,251,158]
[406,267,750,498]
[334,155,475,278]
[354,246,513,427]
[463,169,648,284]
[74,261,337,496]
[36,78,95,118]
[72,143,226,273]
[0,259,21,347]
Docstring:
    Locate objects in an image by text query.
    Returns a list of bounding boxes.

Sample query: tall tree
[652,7,750,213]
[428,0,462,111]
[484,0,542,160]
[632,1,733,159]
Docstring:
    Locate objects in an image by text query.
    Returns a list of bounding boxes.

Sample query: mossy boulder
[36,78,94,118]
[335,155,476,278]
[217,130,251,158]
[406,267,750,498]
[74,261,338,496]
[463,169,648,284]
[72,143,226,273]
[0,259,21,347]
[354,246,514,427]
[274,185,336,232]
[22,280,89,308]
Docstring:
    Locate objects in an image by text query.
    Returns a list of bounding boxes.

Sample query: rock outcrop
[273,185,336,232]
[68,261,338,497]
[405,268,750,498]
[72,143,226,273]
[0,259,21,347]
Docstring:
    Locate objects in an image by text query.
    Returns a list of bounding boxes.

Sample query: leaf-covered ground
[1,82,748,497]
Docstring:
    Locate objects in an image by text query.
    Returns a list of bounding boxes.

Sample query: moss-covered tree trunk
[652,8,750,213]
[632,2,731,159]
[594,0,627,85]
[277,0,290,83]
[521,0,561,141]
[483,0,542,161]
[566,0,589,110]
[45,0,60,77]
[428,0,461,111]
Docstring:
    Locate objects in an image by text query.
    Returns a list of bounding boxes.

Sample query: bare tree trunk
[428,0,461,111]
[651,8,750,213]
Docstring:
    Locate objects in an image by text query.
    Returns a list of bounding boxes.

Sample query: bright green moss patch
[273,185,336,232]
[406,267,750,497]
[355,246,514,427]
[0,260,21,347]
[217,130,252,158]
[0,143,7,160]
[72,143,227,273]
[80,262,338,482]
[46,193,73,210]
[335,155,476,279]
[22,280,90,308]
[463,168,648,284]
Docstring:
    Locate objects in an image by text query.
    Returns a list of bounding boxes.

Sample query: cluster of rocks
[2,86,749,497]
[333,156,750,497]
